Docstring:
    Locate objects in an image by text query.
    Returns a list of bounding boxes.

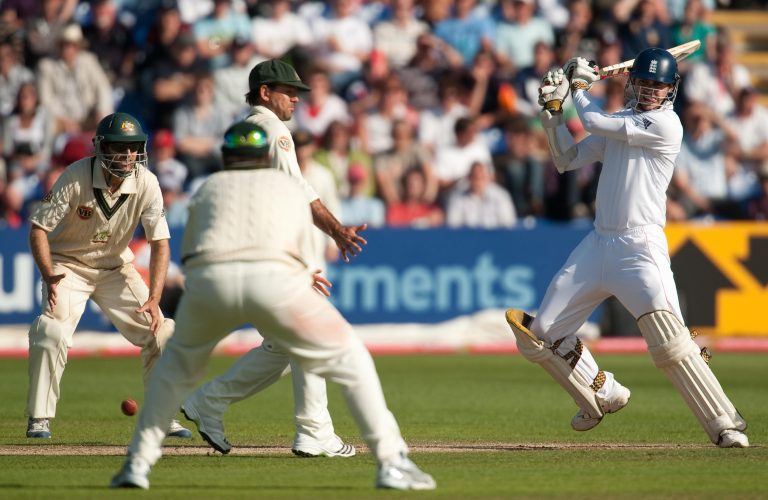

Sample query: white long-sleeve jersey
[566,89,683,231]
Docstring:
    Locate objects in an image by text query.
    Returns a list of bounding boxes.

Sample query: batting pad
[505,309,603,419]
[638,310,747,444]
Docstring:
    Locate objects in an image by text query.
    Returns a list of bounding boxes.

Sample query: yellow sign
[666,222,768,337]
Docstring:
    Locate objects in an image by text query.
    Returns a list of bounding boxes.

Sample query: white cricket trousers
[532,225,683,397]
[128,261,407,465]
[185,342,342,448]
[27,261,171,418]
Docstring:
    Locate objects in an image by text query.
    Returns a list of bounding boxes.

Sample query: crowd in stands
[2,0,768,233]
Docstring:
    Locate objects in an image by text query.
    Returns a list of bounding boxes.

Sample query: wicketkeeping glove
[563,57,599,91]
[538,68,569,113]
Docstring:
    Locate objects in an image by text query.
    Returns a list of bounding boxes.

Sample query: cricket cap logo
[120,121,136,133]
[649,59,658,74]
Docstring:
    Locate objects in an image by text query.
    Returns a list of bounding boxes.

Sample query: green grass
[0,353,765,498]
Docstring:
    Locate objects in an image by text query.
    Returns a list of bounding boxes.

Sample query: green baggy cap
[248,59,311,91]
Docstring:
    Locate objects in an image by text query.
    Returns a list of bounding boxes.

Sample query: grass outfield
[0,353,764,498]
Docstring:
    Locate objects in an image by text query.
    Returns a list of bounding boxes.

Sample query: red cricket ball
[121,399,138,416]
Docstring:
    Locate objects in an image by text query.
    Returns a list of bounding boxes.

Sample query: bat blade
[598,40,701,80]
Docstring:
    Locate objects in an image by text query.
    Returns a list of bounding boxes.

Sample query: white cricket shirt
[571,90,683,231]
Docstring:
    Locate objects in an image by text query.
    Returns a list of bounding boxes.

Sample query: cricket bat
[597,40,701,79]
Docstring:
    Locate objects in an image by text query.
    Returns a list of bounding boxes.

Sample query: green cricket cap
[248,59,311,91]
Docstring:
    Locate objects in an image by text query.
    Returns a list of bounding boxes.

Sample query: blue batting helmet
[630,48,679,85]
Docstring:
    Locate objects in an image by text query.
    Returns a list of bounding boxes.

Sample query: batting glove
[538,68,569,113]
[564,57,599,91]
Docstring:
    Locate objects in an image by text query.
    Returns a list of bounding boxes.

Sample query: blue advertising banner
[0,225,592,330]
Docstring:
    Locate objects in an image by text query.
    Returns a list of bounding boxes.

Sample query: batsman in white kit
[25,112,191,439]
[110,121,436,490]
[506,48,749,448]
[181,59,366,458]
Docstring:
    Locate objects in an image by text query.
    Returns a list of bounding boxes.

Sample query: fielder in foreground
[110,121,436,491]
[25,112,191,439]
[506,48,748,448]
[181,59,360,458]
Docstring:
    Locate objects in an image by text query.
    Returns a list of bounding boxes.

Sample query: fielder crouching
[110,121,436,490]
[25,112,191,440]
[506,48,748,448]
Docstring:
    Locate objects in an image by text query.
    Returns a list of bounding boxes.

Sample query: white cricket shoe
[376,456,436,490]
[718,430,749,448]
[167,419,193,438]
[181,402,231,454]
[571,382,631,431]
[292,434,356,458]
[110,456,150,489]
[26,418,52,438]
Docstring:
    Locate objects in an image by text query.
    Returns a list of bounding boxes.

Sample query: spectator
[386,168,444,228]
[670,0,716,65]
[294,130,341,268]
[3,83,53,192]
[434,116,493,195]
[670,103,739,219]
[358,75,419,156]
[684,33,752,119]
[172,73,228,178]
[494,116,545,217]
[373,0,429,69]
[141,0,192,72]
[158,173,190,228]
[24,0,78,67]
[36,23,114,135]
[374,119,437,206]
[495,0,555,73]
[251,0,313,60]
[314,120,374,198]
[727,87,768,200]
[213,36,265,122]
[150,129,188,194]
[446,161,517,228]
[433,0,495,68]
[402,33,464,109]
[514,41,557,117]
[82,0,137,95]
[418,75,470,153]
[147,31,205,130]
[310,0,373,93]
[293,69,351,139]
[554,0,603,65]
[192,0,251,69]
[0,39,34,117]
[0,3,27,60]
[614,0,671,61]
[340,163,386,227]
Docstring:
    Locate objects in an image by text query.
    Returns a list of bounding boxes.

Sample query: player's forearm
[572,90,625,138]
[29,226,55,279]
[147,239,170,301]
[540,110,577,173]
[311,199,344,238]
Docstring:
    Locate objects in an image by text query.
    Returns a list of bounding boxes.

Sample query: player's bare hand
[136,298,162,334]
[311,269,333,297]
[334,224,368,263]
[44,273,66,309]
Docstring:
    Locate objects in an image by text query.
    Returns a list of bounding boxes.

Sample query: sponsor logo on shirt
[277,136,291,151]
[91,230,111,243]
[77,206,94,219]
[642,117,653,130]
